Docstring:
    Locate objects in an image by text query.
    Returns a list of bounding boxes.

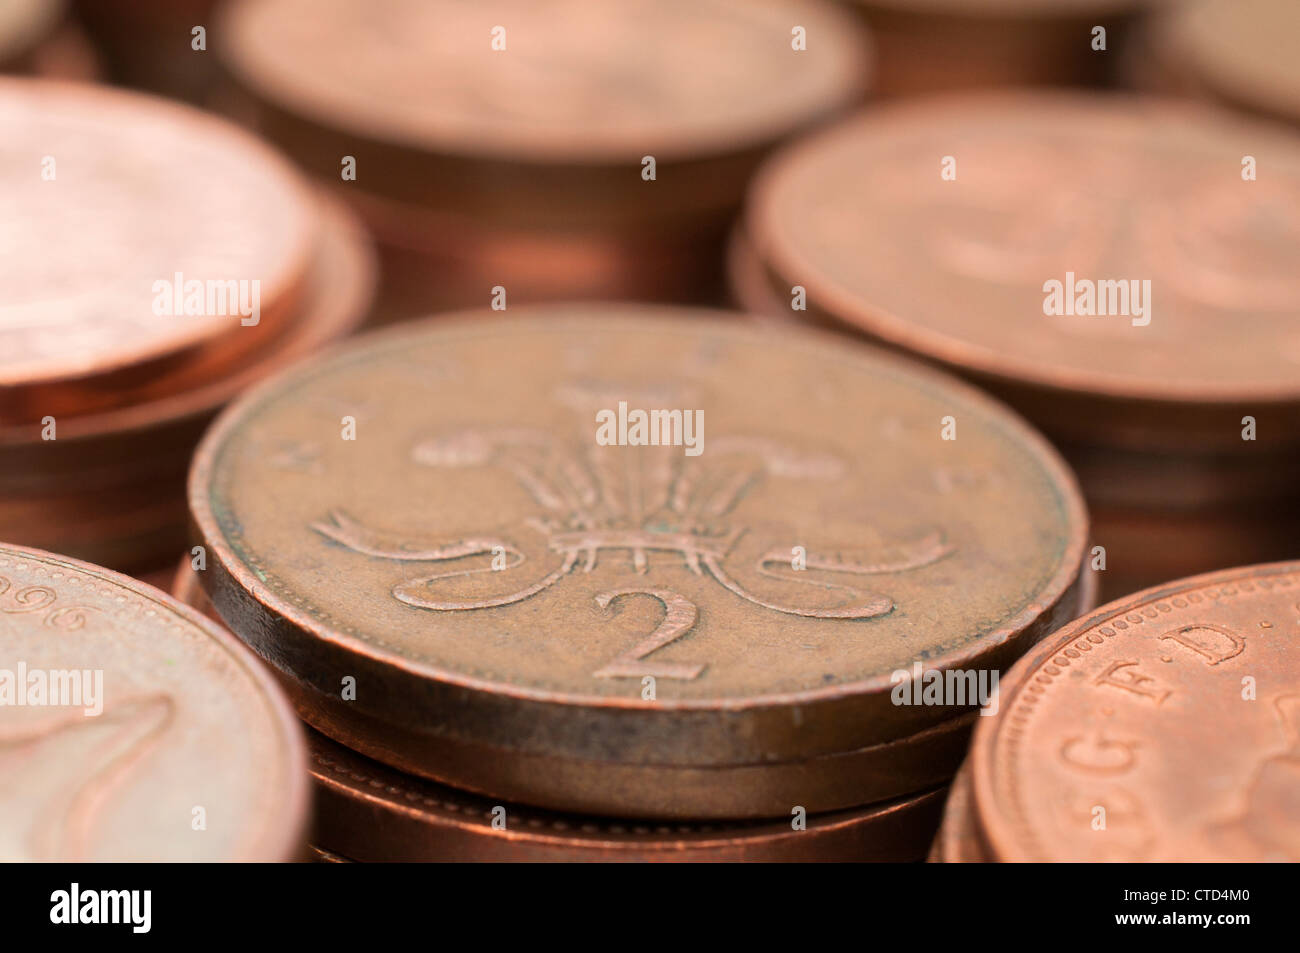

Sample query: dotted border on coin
[989,565,1298,860]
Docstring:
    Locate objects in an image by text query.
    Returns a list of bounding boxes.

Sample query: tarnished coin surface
[221,0,868,162]
[190,306,1087,816]
[0,543,308,861]
[748,94,1300,414]
[0,78,316,388]
[972,561,1300,862]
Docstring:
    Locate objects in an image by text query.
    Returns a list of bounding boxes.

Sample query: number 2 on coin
[593,587,705,681]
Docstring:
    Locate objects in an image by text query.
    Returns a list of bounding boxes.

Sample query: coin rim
[0,541,311,862]
[216,0,872,165]
[0,77,319,388]
[189,304,1089,715]
[970,558,1300,862]
[746,90,1300,406]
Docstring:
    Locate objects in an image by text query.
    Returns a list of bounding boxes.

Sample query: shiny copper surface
[0,193,375,570]
[746,93,1300,449]
[0,79,316,406]
[972,561,1300,861]
[0,542,309,861]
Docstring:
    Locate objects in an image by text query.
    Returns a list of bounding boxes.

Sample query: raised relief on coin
[0,80,315,386]
[749,94,1300,398]
[0,545,307,861]
[974,563,1300,862]
[194,311,1085,715]
[1204,694,1300,858]
[310,383,953,623]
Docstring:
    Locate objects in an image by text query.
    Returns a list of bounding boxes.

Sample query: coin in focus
[172,561,948,861]
[970,561,1300,862]
[188,305,1088,818]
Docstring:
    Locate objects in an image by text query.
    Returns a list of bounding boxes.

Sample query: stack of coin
[735,92,1300,601]
[212,0,870,322]
[1126,0,1300,126]
[0,78,375,574]
[932,561,1300,862]
[0,542,308,861]
[182,305,1090,860]
[842,0,1156,96]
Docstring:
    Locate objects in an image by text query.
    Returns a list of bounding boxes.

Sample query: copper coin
[1148,0,1300,127]
[189,306,1087,817]
[745,93,1300,451]
[220,0,868,168]
[169,560,952,859]
[972,560,1300,862]
[175,544,976,818]
[306,728,946,862]
[0,542,308,860]
[0,78,316,399]
[0,191,375,571]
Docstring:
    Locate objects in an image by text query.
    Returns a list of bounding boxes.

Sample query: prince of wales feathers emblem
[312,383,953,620]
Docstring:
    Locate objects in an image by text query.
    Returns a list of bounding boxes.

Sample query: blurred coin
[1146,0,1300,127]
[0,192,374,570]
[927,763,985,863]
[972,560,1300,861]
[746,93,1300,452]
[0,542,308,861]
[304,727,946,862]
[0,78,315,408]
[217,0,871,315]
[189,306,1087,818]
